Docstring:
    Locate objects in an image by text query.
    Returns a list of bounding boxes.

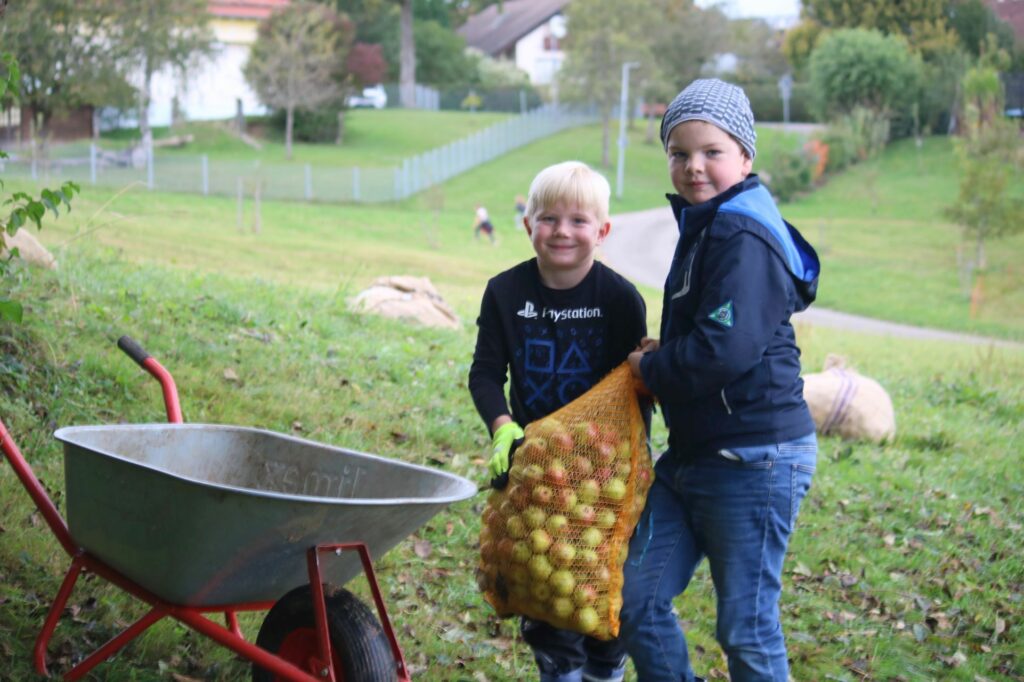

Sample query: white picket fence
[0,105,599,204]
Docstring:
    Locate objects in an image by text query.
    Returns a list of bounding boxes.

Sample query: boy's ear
[523,217,533,237]
[597,220,611,243]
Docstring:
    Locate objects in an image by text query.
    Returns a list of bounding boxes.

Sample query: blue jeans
[522,617,627,682]
[618,433,817,682]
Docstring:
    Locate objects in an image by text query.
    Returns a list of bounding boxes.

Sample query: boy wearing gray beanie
[620,78,821,682]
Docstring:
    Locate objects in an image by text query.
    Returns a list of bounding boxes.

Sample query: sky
[696,0,802,23]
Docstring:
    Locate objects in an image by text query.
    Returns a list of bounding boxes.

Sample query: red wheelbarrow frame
[0,337,411,682]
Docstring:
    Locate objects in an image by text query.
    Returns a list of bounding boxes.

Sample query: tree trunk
[285,106,294,160]
[976,235,986,271]
[139,60,154,161]
[645,111,656,145]
[336,110,346,145]
[399,0,416,108]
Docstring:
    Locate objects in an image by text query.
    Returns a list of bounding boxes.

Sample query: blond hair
[524,161,611,223]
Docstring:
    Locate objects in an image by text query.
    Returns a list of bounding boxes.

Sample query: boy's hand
[489,421,525,479]
[629,338,659,397]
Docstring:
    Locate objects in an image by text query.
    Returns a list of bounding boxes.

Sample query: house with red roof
[457,0,570,85]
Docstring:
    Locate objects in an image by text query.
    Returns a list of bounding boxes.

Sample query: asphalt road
[602,206,1022,350]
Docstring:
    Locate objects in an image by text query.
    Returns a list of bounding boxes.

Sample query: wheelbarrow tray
[54,423,476,607]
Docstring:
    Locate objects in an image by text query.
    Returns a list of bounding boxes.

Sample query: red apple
[549,429,574,454]
[549,569,576,596]
[479,540,496,562]
[545,458,568,486]
[616,439,633,461]
[553,488,578,512]
[572,504,596,525]
[508,483,530,510]
[529,528,553,554]
[550,541,577,567]
[532,484,553,506]
[615,460,632,479]
[522,463,546,484]
[577,548,599,569]
[499,499,517,518]
[496,538,516,561]
[534,418,566,440]
[573,420,599,445]
[571,454,595,478]
[595,441,616,465]
[573,583,598,607]
[594,466,613,483]
[508,564,529,585]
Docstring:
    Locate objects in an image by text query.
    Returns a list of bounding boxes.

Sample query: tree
[725,18,790,84]
[800,0,958,56]
[945,47,1023,310]
[809,28,922,118]
[1,53,78,323]
[948,0,1016,58]
[244,2,354,159]
[109,0,215,153]
[559,0,658,166]
[398,0,417,107]
[0,1,129,145]
[382,19,475,86]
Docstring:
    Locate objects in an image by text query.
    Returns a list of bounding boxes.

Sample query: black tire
[252,584,397,682]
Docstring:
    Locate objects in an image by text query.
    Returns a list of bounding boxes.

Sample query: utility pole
[616,62,640,199]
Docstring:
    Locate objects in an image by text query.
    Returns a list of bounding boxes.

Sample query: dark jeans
[522,617,627,682]
[618,433,817,682]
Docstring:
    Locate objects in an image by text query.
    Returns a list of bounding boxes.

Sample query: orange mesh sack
[476,363,654,639]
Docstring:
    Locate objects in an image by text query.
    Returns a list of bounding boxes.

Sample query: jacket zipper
[720,388,733,415]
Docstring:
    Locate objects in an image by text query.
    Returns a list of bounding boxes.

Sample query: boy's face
[525,201,610,281]
[666,120,752,205]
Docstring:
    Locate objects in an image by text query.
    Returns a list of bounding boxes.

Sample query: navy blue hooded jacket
[639,174,820,454]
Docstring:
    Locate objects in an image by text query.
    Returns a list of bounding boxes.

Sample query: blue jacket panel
[640,175,820,453]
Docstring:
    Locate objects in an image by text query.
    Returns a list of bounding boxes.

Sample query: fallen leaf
[391,430,410,444]
[223,368,239,382]
[413,539,432,558]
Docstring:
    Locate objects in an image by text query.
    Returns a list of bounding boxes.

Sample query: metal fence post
[201,155,209,195]
[353,167,360,202]
[89,143,97,185]
[146,146,154,189]
[304,163,313,201]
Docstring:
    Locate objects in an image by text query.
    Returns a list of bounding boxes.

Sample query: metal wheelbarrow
[0,336,477,681]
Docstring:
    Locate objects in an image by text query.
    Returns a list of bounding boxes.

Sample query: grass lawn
[1,116,1023,679]
[0,253,1021,681]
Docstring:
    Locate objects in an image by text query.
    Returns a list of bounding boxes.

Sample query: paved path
[602,206,1022,350]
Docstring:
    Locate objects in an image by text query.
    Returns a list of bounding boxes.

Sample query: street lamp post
[616,61,640,199]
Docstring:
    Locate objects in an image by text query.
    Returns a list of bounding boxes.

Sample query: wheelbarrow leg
[225,610,243,638]
[34,556,85,676]
[64,608,166,682]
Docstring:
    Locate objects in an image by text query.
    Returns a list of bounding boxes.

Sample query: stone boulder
[350,276,460,330]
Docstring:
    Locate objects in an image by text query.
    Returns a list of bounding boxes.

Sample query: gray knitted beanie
[660,78,757,159]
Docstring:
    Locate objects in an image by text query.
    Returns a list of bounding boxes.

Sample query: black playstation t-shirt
[469,259,647,430]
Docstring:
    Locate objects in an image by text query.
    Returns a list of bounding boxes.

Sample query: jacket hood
[667,174,819,310]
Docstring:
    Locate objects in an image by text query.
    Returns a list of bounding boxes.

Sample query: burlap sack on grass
[349,275,459,330]
[803,355,895,444]
[477,363,654,640]
[1,228,57,269]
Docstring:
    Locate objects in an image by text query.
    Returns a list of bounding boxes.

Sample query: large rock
[802,355,896,444]
[1,228,57,269]
[350,276,460,330]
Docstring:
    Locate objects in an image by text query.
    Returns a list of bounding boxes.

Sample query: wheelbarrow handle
[117,335,183,424]
[117,335,150,367]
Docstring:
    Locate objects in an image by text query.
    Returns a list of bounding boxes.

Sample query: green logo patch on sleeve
[708,300,734,328]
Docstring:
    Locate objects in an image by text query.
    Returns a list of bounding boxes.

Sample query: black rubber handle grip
[117,336,150,367]
[489,437,524,490]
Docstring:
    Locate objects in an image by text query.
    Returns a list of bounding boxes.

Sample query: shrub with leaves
[1,52,78,323]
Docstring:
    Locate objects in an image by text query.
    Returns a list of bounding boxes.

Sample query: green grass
[101,110,512,167]
[2,117,1023,679]
[0,254,1021,681]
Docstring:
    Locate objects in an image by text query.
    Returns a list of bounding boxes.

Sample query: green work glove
[488,421,525,480]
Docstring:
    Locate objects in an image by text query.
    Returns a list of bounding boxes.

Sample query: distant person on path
[474,204,496,243]
[469,161,647,682]
[620,78,822,682]
[513,194,527,229]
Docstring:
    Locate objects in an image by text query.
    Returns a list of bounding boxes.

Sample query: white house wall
[144,18,268,127]
[514,24,564,85]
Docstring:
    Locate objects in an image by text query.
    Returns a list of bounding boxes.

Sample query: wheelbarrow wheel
[253,583,396,682]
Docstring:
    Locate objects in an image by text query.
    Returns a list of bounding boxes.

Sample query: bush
[269,103,344,143]
[759,143,815,202]
[809,28,922,125]
[818,106,891,173]
[743,81,816,123]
